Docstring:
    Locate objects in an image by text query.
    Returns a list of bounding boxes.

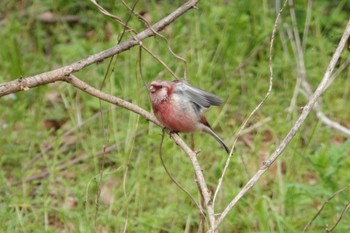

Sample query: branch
[64,74,216,231]
[0,1,219,230]
[302,184,350,233]
[212,0,288,208]
[287,0,350,137]
[169,131,216,232]
[215,19,350,228]
[66,75,156,122]
[0,0,199,97]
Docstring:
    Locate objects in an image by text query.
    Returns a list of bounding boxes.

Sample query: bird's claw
[168,130,179,138]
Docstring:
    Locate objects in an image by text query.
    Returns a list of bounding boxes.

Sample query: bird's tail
[203,126,230,154]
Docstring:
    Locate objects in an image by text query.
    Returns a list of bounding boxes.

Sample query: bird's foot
[168,130,179,138]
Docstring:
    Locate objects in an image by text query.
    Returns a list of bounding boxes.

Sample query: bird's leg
[167,129,179,138]
[189,133,202,156]
[190,133,195,151]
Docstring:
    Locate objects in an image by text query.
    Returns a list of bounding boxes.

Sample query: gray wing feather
[175,82,223,108]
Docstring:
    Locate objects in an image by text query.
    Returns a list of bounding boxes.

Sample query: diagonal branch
[302,184,350,233]
[215,19,350,228]
[64,74,216,230]
[0,0,218,230]
[0,0,199,97]
[287,0,350,137]
[212,0,288,207]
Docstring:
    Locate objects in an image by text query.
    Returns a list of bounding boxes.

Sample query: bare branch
[0,1,220,229]
[159,130,205,217]
[212,0,288,207]
[141,44,180,80]
[169,132,216,232]
[120,0,188,80]
[302,184,350,233]
[90,0,134,31]
[325,201,350,233]
[216,19,350,228]
[287,0,350,137]
[63,74,216,231]
[0,0,199,97]
[65,75,156,122]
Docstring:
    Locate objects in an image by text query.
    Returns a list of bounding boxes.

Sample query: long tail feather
[203,126,230,154]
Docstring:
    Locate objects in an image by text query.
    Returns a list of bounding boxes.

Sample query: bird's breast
[153,99,198,132]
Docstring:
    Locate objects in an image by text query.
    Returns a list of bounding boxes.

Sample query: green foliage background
[0,0,350,232]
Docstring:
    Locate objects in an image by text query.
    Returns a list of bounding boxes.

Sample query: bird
[149,80,230,154]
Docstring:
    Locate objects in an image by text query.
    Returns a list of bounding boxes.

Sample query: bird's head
[149,80,173,103]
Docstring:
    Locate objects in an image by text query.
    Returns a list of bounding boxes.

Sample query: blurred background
[0,0,349,232]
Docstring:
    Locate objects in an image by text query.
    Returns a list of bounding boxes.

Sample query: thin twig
[120,0,188,80]
[326,56,350,89]
[0,0,200,97]
[61,74,216,230]
[325,201,350,233]
[287,0,350,137]
[141,44,180,80]
[159,129,205,217]
[93,0,139,229]
[212,0,288,206]
[316,112,350,137]
[90,0,135,31]
[302,0,313,51]
[215,19,350,228]
[302,184,350,232]
[169,132,217,232]
[236,117,272,137]
[65,74,158,124]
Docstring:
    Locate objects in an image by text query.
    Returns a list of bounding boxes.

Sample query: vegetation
[0,0,349,232]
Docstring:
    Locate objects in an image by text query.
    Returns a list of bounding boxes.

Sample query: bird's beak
[149,85,156,93]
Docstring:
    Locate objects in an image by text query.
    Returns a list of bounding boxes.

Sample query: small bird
[149,80,229,154]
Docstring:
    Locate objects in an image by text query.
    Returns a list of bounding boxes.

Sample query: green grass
[1,0,350,232]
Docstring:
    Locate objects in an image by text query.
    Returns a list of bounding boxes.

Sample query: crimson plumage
[149,80,229,154]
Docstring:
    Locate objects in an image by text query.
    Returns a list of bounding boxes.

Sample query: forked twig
[287,0,350,137]
[215,20,350,228]
[140,44,180,80]
[62,74,216,230]
[0,0,200,97]
[90,0,135,32]
[120,0,188,80]
[302,184,350,232]
[325,201,350,233]
[212,0,289,206]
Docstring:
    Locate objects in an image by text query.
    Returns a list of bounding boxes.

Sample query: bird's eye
[159,85,163,88]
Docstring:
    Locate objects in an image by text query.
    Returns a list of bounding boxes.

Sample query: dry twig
[0,0,199,97]
[287,0,350,137]
[213,0,288,208]
[215,19,350,227]
[302,184,350,233]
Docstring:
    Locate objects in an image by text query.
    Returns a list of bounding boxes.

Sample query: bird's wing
[175,81,223,108]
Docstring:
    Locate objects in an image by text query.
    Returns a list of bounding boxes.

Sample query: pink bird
[149,80,229,154]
